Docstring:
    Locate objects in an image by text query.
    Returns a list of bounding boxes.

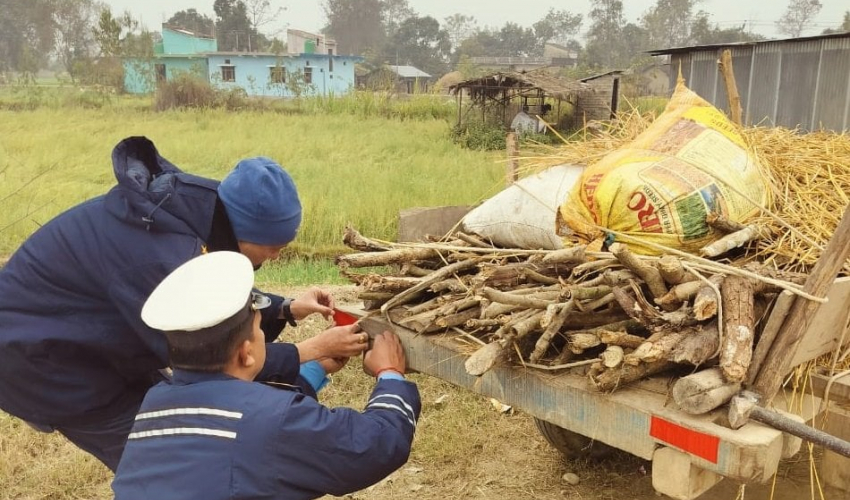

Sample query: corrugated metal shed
[648,32,850,132]
[388,65,431,79]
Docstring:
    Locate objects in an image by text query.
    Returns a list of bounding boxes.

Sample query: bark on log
[609,243,668,300]
[357,291,395,302]
[481,287,559,309]
[592,359,675,392]
[363,276,421,294]
[669,321,720,366]
[656,281,702,308]
[672,367,741,415]
[381,258,482,313]
[435,308,483,330]
[337,247,439,268]
[706,212,745,234]
[629,330,689,363]
[657,256,697,286]
[530,301,574,362]
[343,225,392,251]
[541,246,587,265]
[599,329,646,349]
[720,275,756,383]
[701,225,766,258]
[569,332,602,353]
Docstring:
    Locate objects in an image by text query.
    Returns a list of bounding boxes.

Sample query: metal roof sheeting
[661,33,850,132]
[388,65,431,78]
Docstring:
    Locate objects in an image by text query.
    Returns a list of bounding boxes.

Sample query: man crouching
[112,251,420,499]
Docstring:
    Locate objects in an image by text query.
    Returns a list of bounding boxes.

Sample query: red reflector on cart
[650,416,720,464]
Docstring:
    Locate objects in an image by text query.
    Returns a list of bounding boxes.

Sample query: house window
[270,66,286,84]
[155,64,166,83]
[303,67,313,84]
[221,65,235,82]
[328,49,334,73]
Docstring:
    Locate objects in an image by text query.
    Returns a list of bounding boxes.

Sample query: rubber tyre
[534,417,616,460]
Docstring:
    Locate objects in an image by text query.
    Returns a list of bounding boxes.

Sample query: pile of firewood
[336,225,812,396]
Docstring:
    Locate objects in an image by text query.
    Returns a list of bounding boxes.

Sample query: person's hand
[318,357,349,375]
[363,330,406,377]
[290,287,335,320]
[296,324,369,362]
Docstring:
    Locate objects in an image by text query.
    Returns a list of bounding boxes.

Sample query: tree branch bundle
[337,227,807,394]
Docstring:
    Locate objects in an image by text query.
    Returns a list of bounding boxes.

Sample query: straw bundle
[525,109,850,275]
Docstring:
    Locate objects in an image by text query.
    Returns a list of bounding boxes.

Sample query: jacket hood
[105,136,220,239]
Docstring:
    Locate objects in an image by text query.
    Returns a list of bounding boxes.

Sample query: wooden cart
[341,276,850,500]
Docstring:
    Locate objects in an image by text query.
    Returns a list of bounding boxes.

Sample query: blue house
[124,27,361,98]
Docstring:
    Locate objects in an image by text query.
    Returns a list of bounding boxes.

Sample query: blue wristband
[299,361,329,393]
[377,371,405,381]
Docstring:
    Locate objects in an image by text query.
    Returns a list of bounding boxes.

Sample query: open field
[1,96,843,500]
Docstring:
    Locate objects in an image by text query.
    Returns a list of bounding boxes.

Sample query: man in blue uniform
[112,251,420,499]
[0,136,368,470]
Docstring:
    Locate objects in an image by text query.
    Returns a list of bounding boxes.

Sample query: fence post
[506,132,519,186]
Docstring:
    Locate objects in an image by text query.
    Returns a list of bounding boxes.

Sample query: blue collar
[170,369,238,385]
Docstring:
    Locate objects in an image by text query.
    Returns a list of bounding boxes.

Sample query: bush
[450,122,506,150]
[154,73,218,110]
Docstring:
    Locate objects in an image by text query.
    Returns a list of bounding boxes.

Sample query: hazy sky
[102,0,849,40]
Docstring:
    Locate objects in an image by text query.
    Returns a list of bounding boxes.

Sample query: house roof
[388,65,431,78]
[449,70,588,101]
[162,25,215,40]
[579,70,625,82]
[647,30,850,55]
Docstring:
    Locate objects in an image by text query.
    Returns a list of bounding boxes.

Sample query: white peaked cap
[142,251,254,332]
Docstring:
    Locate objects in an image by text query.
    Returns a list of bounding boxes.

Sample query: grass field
[0,102,505,257]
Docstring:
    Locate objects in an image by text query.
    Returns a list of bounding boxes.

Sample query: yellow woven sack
[557,78,770,255]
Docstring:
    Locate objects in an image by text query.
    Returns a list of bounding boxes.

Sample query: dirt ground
[284,285,847,500]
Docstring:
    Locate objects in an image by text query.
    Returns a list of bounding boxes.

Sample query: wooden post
[505,132,519,186]
[456,91,462,127]
[752,204,850,403]
[718,49,743,126]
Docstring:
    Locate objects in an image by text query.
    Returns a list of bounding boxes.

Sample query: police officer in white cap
[112,252,421,499]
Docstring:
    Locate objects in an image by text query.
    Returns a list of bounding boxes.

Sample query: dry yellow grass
[524,107,850,275]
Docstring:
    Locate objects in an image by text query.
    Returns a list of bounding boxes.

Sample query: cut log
[720,275,756,383]
[541,246,587,265]
[694,275,725,321]
[655,281,702,308]
[598,329,646,349]
[701,225,767,258]
[601,346,625,368]
[337,247,439,268]
[706,212,745,234]
[672,367,741,415]
[657,256,697,286]
[609,243,668,300]
[592,359,675,392]
[343,225,392,251]
[669,321,720,366]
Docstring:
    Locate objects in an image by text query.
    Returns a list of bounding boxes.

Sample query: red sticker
[650,416,720,463]
[333,309,357,326]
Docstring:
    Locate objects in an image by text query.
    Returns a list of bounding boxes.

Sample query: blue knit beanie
[218,157,302,246]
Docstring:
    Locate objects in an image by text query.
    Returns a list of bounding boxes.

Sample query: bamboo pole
[718,49,743,126]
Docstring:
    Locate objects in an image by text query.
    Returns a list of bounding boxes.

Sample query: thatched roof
[449,70,589,101]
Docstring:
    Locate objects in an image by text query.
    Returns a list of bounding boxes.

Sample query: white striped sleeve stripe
[367,394,416,423]
[366,402,416,426]
[128,427,237,440]
[135,408,243,421]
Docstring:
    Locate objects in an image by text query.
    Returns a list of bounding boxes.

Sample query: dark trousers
[26,389,147,472]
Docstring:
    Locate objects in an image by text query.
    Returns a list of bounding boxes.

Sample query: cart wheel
[534,418,615,460]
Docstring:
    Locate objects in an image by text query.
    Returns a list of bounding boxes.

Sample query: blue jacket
[0,137,301,425]
[112,370,421,499]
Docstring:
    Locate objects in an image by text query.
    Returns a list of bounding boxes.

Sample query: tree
[383,0,415,38]
[443,14,477,51]
[690,13,765,44]
[53,0,100,82]
[532,8,582,47]
[214,0,256,51]
[245,0,285,35]
[641,0,701,48]
[821,10,850,34]
[776,0,822,38]
[498,23,538,57]
[383,15,450,76]
[0,0,56,73]
[322,0,385,55]
[584,0,628,69]
[166,8,215,37]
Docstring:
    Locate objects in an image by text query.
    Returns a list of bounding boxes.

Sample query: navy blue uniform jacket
[0,137,301,425]
[112,370,421,499]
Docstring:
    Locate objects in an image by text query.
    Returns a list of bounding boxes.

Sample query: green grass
[0,107,504,256]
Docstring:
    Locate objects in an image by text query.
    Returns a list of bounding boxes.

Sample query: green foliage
[776,0,823,38]
[380,16,451,76]
[0,108,503,255]
[214,0,255,51]
[532,8,583,47]
[0,0,55,73]
[155,71,248,111]
[166,8,215,37]
[450,122,506,151]
[322,0,386,55]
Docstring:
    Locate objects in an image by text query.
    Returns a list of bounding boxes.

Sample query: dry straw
[524,106,850,276]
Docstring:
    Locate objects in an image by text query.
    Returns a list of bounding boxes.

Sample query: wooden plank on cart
[789,276,850,367]
[344,306,785,483]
